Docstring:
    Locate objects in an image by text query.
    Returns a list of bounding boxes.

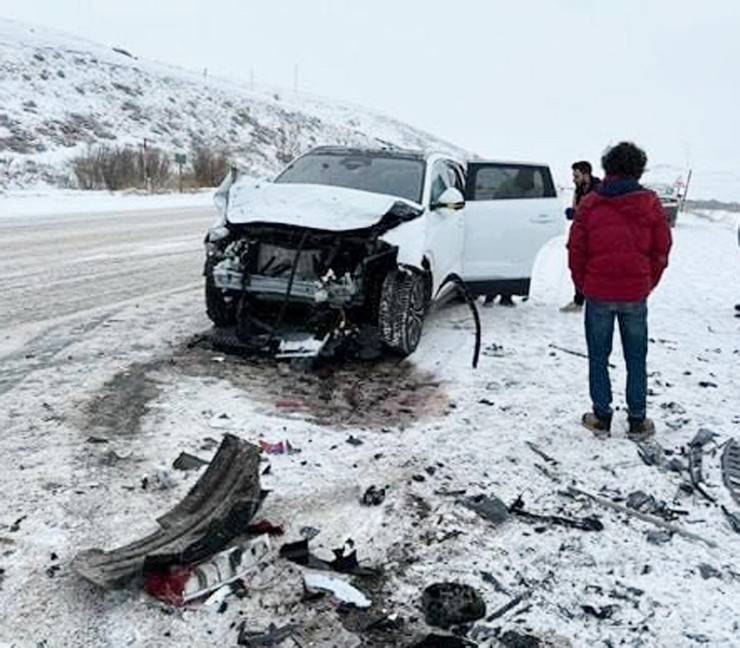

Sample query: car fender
[380,217,427,268]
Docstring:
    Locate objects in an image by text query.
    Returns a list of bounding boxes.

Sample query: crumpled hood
[225,180,422,231]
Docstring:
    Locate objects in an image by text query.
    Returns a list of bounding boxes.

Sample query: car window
[275,152,425,204]
[469,165,555,200]
[429,160,456,204]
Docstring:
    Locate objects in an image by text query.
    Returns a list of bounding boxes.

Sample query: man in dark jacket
[568,142,672,440]
[561,161,601,312]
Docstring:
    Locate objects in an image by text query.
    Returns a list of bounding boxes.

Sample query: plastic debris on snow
[279,537,378,577]
[145,536,271,606]
[688,428,719,502]
[463,494,510,526]
[721,438,740,504]
[140,470,177,491]
[646,529,674,545]
[303,571,371,608]
[698,563,722,580]
[625,490,686,522]
[259,439,301,455]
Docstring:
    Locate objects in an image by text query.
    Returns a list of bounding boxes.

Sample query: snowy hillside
[0,19,465,190]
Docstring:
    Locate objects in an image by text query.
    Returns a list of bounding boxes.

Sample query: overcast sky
[2,0,738,196]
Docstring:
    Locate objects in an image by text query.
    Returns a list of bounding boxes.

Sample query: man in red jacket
[568,142,672,440]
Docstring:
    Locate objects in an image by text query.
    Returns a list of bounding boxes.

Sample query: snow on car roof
[308,145,426,161]
[469,158,552,168]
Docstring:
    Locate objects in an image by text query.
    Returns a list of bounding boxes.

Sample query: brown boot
[627,418,655,441]
[582,412,611,439]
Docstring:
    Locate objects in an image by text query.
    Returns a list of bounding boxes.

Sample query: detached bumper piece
[722,439,740,504]
[72,434,263,589]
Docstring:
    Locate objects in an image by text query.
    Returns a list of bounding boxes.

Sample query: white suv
[204,147,561,356]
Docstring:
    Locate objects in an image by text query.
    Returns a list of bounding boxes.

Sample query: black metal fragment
[412,634,477,648]
[636,441,664,466]
[480,570,509,595]
[422,582,486,629]
[237,621,299,647]
[722,506,740,534]
[362,485,386,506]
[498,630,542,648]
[548,343,616,369]
[582,604,618,620]
[509,496,603,532]
[172,451,209,471]
[486,592,526,621]
[525,442,558,465]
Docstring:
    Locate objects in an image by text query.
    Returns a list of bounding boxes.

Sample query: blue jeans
[585,299,648,422]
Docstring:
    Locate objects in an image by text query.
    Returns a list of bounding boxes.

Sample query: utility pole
[175,153,186,193]
[680,169,693,212]
[142,137,151,193]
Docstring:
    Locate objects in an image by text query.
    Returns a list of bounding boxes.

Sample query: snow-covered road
[0,206,210,330]
[0,207,738,647]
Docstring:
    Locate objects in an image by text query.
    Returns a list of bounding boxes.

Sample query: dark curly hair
[571,161,592,174]
[601,142,648,179]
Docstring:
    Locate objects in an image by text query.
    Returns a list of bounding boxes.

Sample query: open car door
[462,161,562,296]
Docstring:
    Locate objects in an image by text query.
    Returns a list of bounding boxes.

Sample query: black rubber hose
[435,274,481,369]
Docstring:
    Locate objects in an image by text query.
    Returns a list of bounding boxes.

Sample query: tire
[205,259,235,326]
[378,268,427,356]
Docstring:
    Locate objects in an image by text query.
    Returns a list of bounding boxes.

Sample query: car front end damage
[204,206,418,358]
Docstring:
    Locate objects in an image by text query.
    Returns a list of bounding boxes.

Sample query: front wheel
[378,269,427,356]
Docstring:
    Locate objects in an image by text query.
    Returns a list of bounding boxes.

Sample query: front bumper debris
[72,434,263,589]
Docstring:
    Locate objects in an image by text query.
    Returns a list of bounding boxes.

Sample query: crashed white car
[204,146,561,357]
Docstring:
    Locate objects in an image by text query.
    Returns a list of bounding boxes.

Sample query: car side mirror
[431,187,465,211]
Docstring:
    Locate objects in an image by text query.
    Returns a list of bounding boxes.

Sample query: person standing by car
[568,142,672,440]
[561,161,602,312]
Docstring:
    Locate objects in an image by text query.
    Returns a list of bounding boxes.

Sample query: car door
[424,158,465,293]
[462,161,562,295]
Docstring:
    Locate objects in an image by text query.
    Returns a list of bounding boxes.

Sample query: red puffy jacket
[568,178,672,302]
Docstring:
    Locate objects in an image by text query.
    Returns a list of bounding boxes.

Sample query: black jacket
[575,176,602,205]
[566,176,602,220]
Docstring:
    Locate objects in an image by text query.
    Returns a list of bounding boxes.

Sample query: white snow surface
[0,18,466,191]
[0,188,215,219]
[0,204,739,647]
[226,180,418,230]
